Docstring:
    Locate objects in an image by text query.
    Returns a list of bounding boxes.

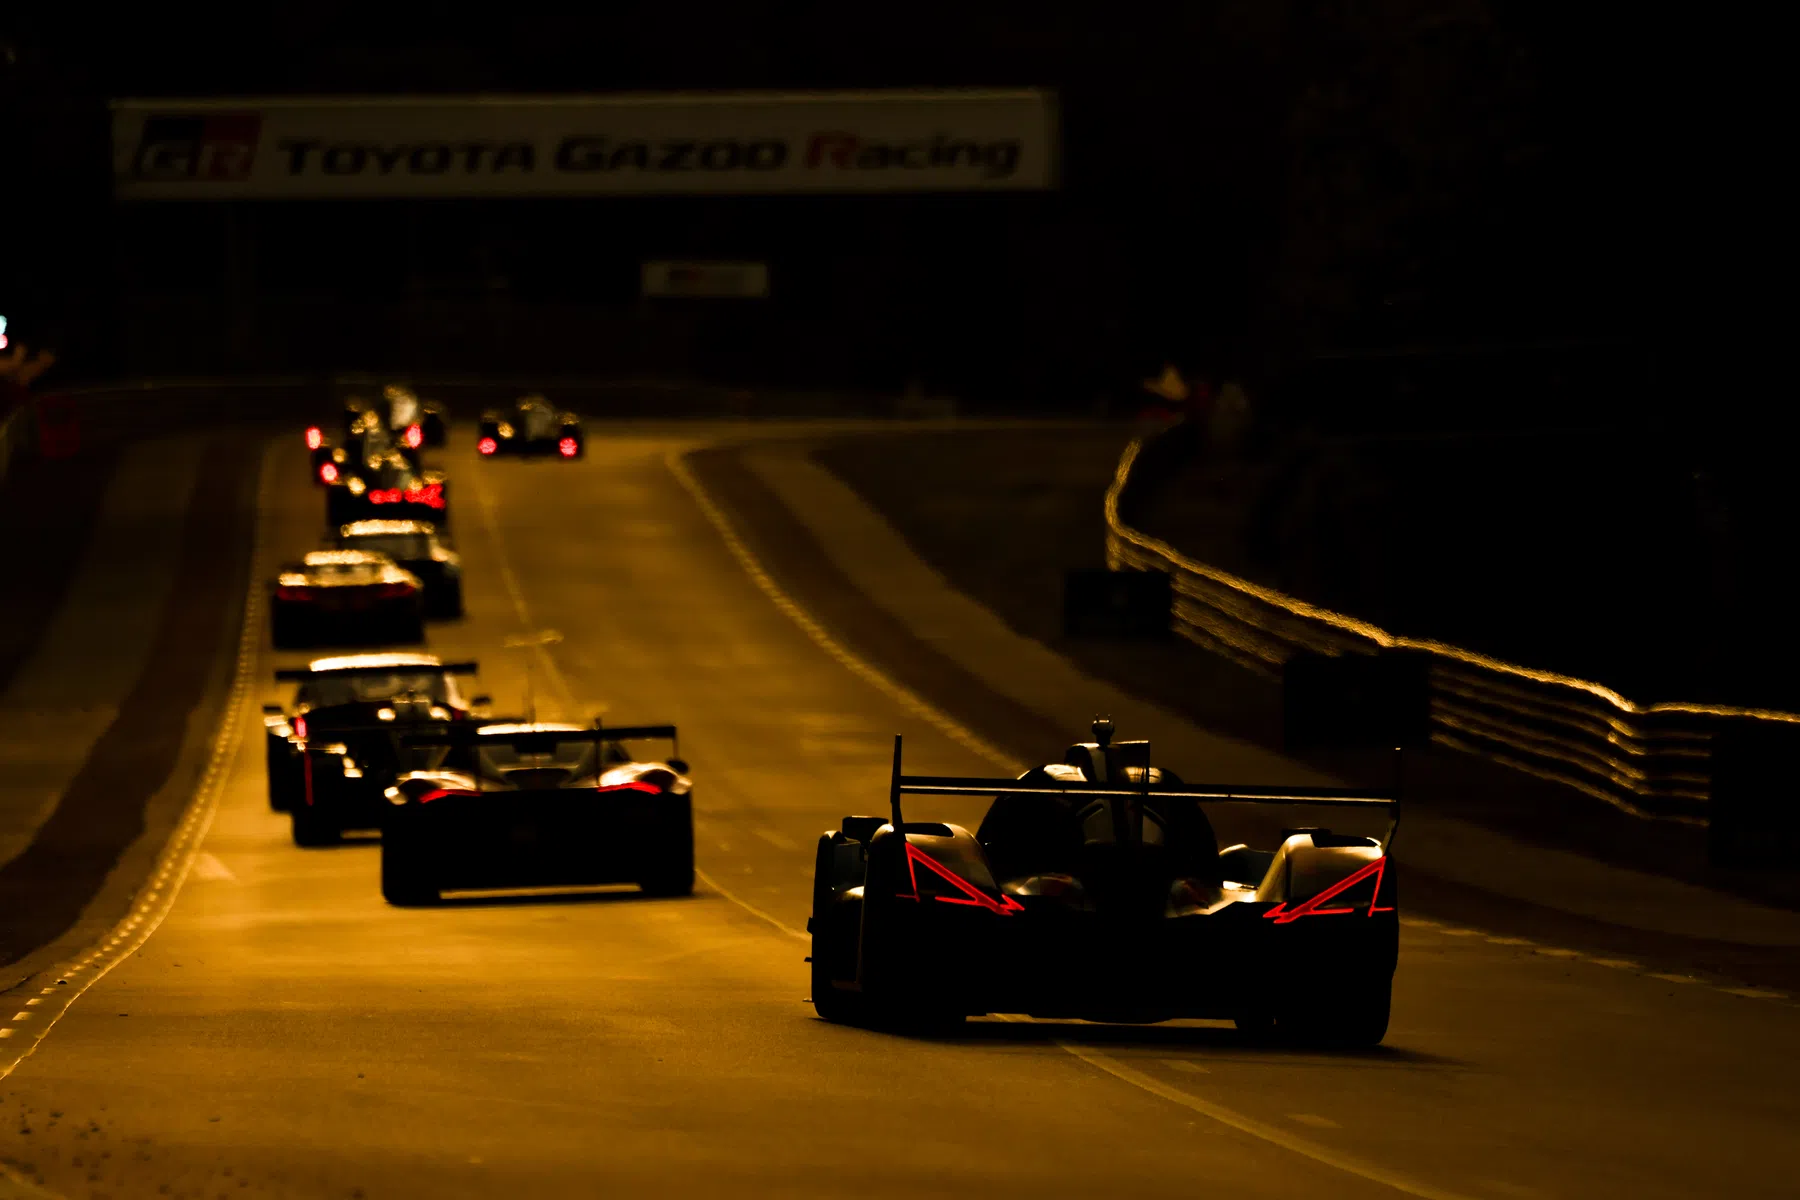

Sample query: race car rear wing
[398,721,680,759]
[885,734,1397,839]
[275,661,479,681]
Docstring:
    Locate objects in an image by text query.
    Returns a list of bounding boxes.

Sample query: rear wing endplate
[399,721,678,758]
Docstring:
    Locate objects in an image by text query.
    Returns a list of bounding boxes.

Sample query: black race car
[380,721,692,905]
[269,550,426,649]
[330,519,463,618]
[307,414,422,487]
[478,395,583,458]
[808,721,1399,1045]
[343,382,447,449]
[324,450,450,528]
[261,654,489,846]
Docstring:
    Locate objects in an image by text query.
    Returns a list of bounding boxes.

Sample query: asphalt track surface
[3,425,1798,1198]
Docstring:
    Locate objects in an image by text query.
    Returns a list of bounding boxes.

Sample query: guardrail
[1103,434,1800,825]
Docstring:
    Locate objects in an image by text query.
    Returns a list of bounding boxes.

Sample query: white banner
[642,261,770,299]
[111,91,1057,200]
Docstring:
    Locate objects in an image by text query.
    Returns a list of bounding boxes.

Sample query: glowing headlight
[376,707,396,722]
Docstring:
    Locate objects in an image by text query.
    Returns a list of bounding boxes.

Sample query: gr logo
[133,114,262,181]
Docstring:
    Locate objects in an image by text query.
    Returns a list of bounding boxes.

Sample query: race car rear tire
[266,743,303,812]
[291,805,340,848]
[433,581,464,620]
[381,834,440,906]
[270,607,309,650]
[1280,977,1391,1048]
[638,803,695,897]
[810,950,870,1025]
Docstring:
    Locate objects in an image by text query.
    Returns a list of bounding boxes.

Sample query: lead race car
[809,721,1399,1044]
[478,394,584,458]
[262,654,489,846]
[379,720,692,905]
[324,449,450,528]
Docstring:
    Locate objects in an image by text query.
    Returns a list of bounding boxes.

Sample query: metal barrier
[1103,434,1800,824]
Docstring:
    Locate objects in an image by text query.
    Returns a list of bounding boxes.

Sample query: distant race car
[478,395,583,458]
[324,450,450,528]
[262,654,488,846]
[342,382,447,449]
[270,550,427,649]
[306,412,422,487]
[808,721,1399,1045]
[330,519,463,618]
[380,721,692,905]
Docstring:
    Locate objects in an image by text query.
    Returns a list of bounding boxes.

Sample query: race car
[307,412,422,487]
[261,654,489,845]
[807,720,1399,1045]
[329,519,463,618]
[478,395,583,458]
[342,382,447,449]
[324,450,450,528]
[379,721,693,905]
[269,550,427,649]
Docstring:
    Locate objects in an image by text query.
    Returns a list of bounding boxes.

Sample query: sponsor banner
[112,91,1057,200]
[642,261,770,299]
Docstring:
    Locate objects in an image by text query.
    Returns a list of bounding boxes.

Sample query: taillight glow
[478,437,498,455]
[558,437,578,457]
[596,781,661,795]
[305,427,323,450]
[319,463,339,483]
[375,582,417,599]
[899,842,1024,915]
[275,586,314,601]
[1262,857,1392,925]
[418,788,479,804]
[294,715,307,739]
[404,424,424,448]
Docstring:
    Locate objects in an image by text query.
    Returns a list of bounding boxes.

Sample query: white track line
[0,438,274,1082]
[467,460,579,715]
[664,447,1024,775]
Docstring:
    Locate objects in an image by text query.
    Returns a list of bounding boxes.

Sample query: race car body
[330,519,463,618]
[380,722,692,904]
[324,451,450,528]
[478,395,583,458]
[808,722,1399,1044]
[269,550,426,649]
[342,382,447,449]
[261,654,487,845]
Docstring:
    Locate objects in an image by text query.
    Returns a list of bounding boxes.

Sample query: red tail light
[294,715,307,739]
[404,483,445,508]
[375,582,417,599]
[898,842,1024,915]
[478,437,498,455]
[596,781,661,795]
[319,463,339,483]
[305,426,323,450]
[404,424,424,449]
[418,788,479,804]
[274,586,314,601]
[558,437,578,458]
[1262,858,1392,924]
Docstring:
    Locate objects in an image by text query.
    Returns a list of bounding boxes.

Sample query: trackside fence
[1103,434,1800,833]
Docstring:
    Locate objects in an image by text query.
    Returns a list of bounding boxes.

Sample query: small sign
[642,260,770,299]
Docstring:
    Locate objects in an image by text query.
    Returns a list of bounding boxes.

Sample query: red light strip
[596,781,662,795]
[899,841,1023,915]
[418,788,479,804]
[1263,857,1391,924]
